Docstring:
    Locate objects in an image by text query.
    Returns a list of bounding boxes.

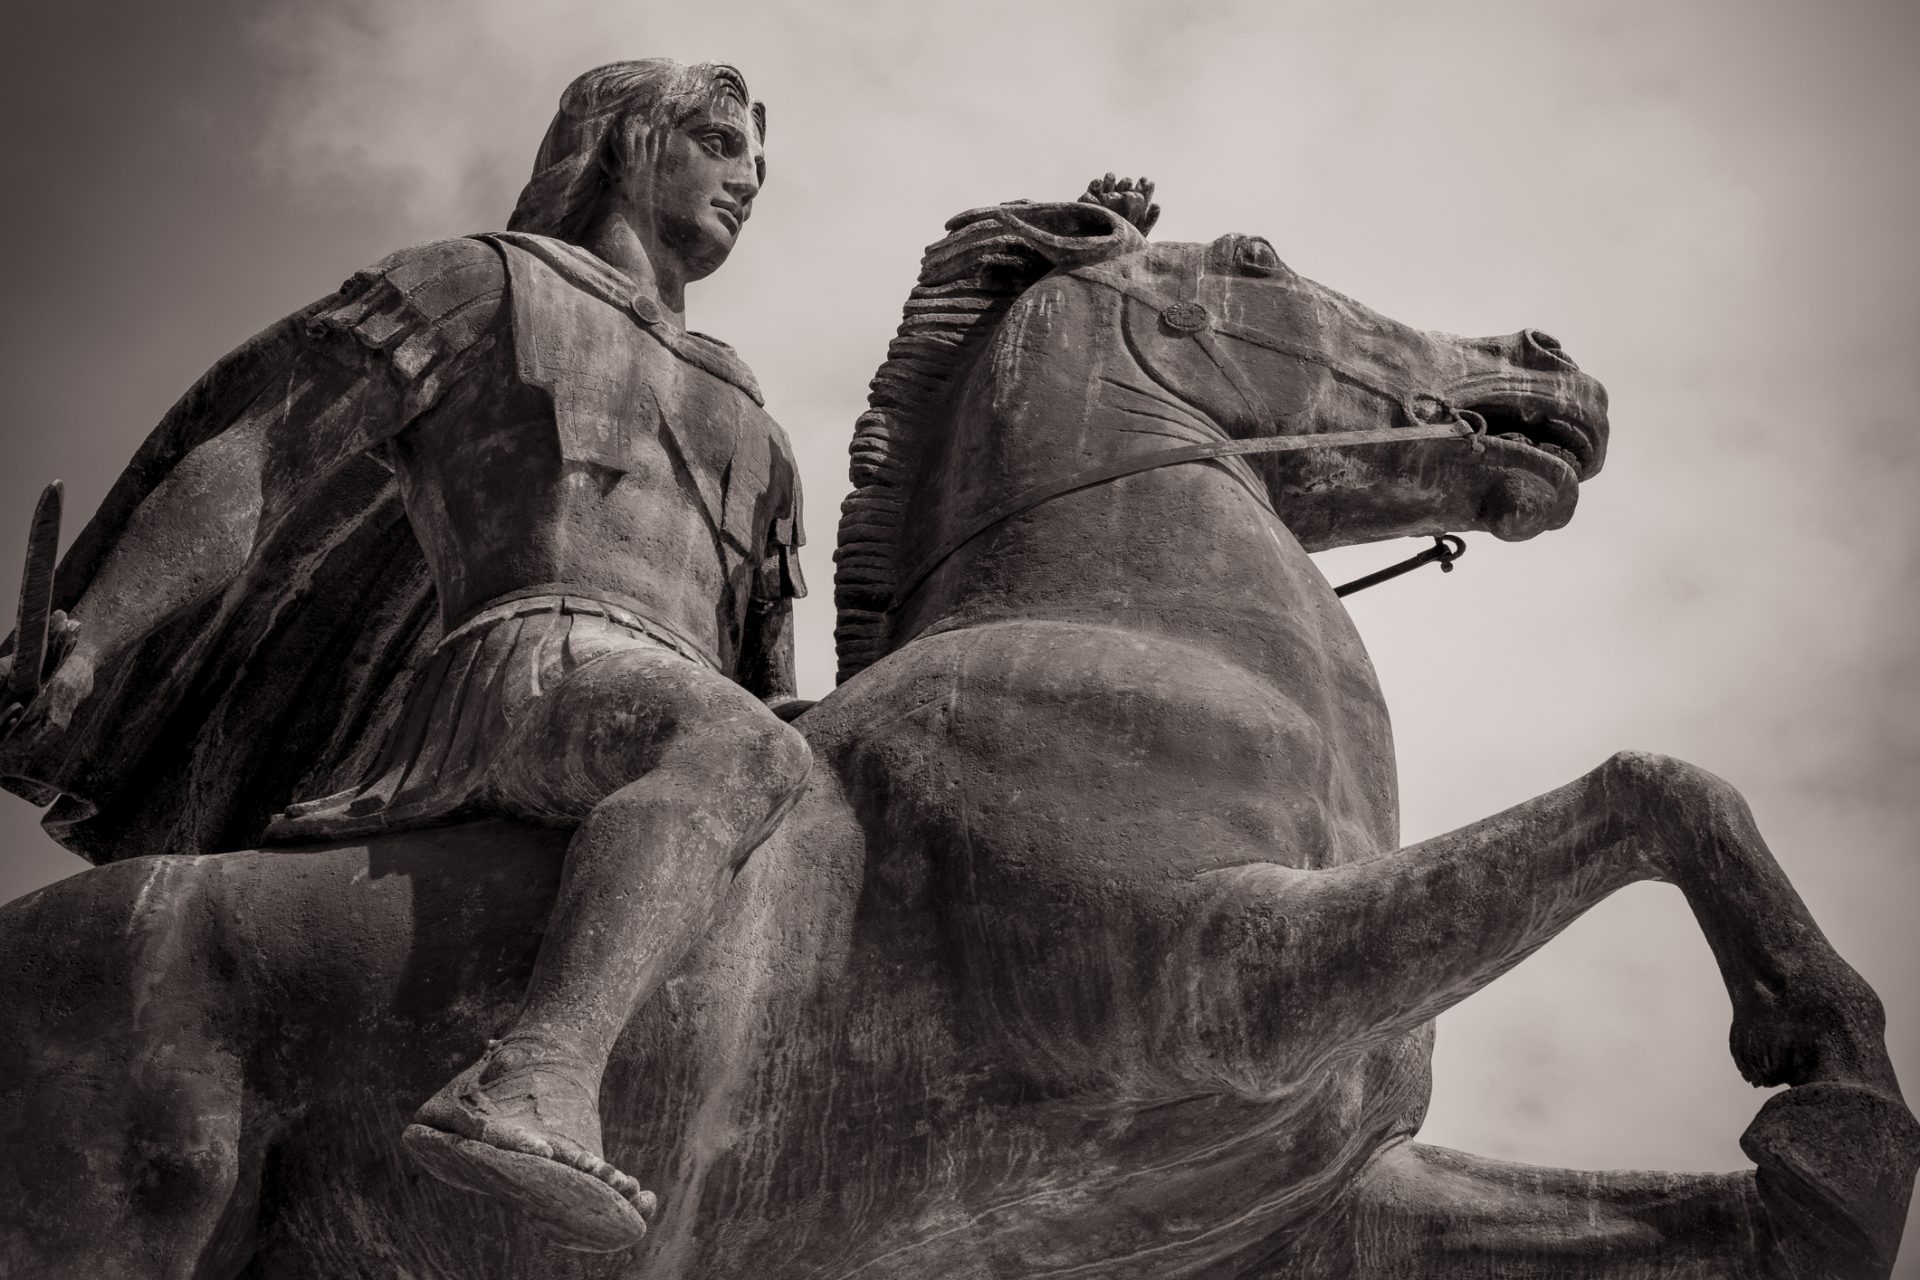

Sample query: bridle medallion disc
[1160,300,1211,333]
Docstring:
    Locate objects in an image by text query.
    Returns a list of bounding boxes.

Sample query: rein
[889,269,1489,612]
[890,422,1480,610]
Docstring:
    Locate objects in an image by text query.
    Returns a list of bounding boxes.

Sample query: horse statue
[1,196,1913,1279]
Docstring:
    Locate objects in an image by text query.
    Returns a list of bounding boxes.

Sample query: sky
[2,0,1917,1265]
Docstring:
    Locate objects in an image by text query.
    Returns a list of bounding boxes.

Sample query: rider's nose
[1520,329,1579,372]
[726,161,761,204]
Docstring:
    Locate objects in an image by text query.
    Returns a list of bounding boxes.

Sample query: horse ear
[987,201,1145,267]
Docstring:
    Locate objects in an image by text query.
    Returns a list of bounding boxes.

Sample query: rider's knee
[736,715,813,803]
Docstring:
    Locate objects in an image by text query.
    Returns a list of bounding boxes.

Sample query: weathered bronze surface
[0,82,1912,1280]
[1,59,812,1257]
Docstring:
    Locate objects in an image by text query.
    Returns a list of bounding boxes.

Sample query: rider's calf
[493,651,814,1069]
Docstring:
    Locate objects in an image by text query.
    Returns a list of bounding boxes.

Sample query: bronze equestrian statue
[0,64,1913,1280]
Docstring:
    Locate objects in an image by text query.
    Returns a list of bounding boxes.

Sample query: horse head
[835,200,1613,680]
[990,201,1613,550]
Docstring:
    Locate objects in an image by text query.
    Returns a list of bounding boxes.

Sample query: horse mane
[832,205,1059,683]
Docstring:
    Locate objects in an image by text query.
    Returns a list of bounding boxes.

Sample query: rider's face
[641,94,764,284]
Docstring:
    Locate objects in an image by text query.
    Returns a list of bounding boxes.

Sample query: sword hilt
[6,480,65,711]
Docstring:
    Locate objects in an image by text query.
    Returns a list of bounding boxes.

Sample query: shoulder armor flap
[310,238,508,417]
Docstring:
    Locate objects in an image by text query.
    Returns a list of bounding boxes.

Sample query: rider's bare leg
[1212,751,1895,1101]
[498,659,810,1081]
[405,647,811,1250]
[1255,1140,1773,1279]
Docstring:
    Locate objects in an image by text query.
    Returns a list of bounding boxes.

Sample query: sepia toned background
[2,0,1916,1265]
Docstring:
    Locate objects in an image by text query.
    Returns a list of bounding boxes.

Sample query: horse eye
[1238,238,1284,275]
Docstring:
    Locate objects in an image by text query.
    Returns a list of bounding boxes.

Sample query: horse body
[0,747,1415,1279]
[3,200,1914,1278]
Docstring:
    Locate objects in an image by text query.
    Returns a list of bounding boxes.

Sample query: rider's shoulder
[310,238,509,374]
[355,237,509,301]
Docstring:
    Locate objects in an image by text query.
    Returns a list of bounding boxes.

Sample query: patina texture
[0,159,1913,1277]
[0,58,811,1252]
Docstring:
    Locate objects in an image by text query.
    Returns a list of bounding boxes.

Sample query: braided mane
[832,206,1059,683]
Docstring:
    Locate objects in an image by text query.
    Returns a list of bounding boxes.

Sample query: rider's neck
[576,216,688,329]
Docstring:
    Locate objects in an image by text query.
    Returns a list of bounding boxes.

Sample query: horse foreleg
[1246,751,1896,1100]
[1217,749,1915,1276]
[1254,1140,1774,1279]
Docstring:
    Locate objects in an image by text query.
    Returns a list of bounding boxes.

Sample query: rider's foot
[403,1036,656,1252]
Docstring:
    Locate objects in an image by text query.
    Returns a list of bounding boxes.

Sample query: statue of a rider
[0,60,809,1251]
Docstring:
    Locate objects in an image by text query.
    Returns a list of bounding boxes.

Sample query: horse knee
[1602,748,1746,802]
[1598,750,1756,848]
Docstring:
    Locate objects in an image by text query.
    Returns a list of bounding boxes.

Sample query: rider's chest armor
[495,242,780,563]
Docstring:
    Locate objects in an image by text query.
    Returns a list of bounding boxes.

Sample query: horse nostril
[1524,329,1578,370]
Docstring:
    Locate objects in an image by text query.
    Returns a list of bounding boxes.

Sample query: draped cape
[0,233,778,864]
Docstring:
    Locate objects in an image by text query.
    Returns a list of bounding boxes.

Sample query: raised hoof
[1740,1082,1920,1280]
[403,1123,654,1253]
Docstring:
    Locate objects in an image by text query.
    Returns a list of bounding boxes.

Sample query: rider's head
[509,60,766,284]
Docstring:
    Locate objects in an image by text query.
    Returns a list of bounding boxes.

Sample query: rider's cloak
[0,233,789,865]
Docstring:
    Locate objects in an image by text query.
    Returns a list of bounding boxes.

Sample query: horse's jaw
[1270,436,1580,552]
[1270,371,1610,552]
[1141,263,1614,551]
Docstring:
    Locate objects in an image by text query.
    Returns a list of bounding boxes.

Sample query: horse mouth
[1464,397,1603,482]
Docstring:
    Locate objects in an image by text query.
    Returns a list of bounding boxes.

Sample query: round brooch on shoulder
[1160,301,1211,334]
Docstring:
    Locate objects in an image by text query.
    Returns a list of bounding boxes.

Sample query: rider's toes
[471,1116,555,1160]
[570,1153,653,1218]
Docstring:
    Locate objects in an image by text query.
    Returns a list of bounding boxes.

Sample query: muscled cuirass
[388,234,801,674]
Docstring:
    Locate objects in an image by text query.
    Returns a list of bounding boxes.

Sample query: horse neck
[894,280,1365,688]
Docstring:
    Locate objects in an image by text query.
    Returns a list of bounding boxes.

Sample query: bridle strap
[1075,266,1447,428]
[888,264,1491,613]
[890,419,1478,611]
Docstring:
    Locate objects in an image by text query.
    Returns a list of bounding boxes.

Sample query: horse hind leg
[1250,1140,1776,1279]
[1738,1082,1920,1280]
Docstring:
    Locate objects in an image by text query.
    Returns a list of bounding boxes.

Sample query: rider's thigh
[487,642,811,824]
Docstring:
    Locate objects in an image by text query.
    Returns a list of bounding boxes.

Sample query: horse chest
[1261,613,1400,865]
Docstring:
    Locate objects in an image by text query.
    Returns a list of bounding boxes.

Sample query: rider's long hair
[507,59,766,247]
